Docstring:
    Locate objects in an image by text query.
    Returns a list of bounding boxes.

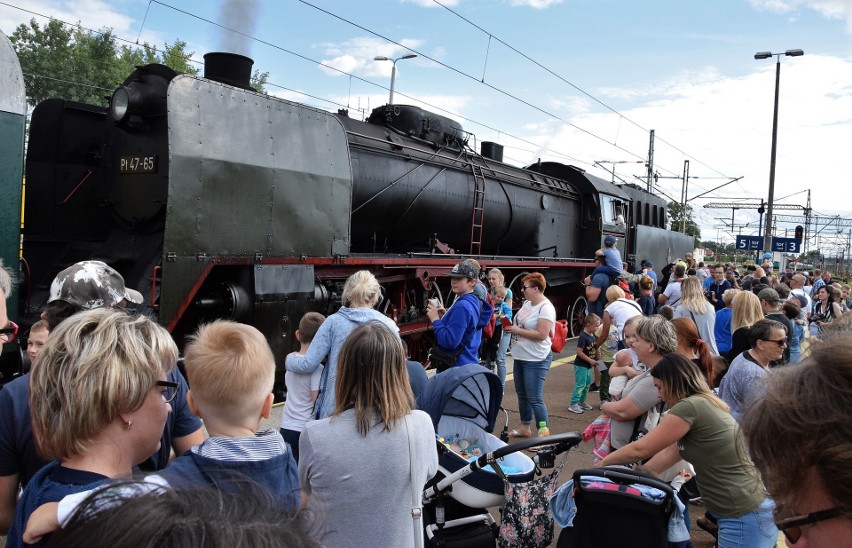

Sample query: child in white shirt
[280,312,325,462]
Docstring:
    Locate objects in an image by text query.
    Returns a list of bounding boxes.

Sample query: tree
[250,69,269,94]
[667,201,701,247]
[11,19,198,107]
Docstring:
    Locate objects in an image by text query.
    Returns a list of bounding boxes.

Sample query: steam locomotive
[4,50,693,386]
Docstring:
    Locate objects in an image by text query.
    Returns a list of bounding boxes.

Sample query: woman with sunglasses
[7,308,178,548]
[599,354,778,548]
[287,270,399,420]
[503,273,555,439]
[742,330,852,547]
[718,318,786,423]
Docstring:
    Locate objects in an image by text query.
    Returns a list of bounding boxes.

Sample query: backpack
[481,292,497,339]
[551,319,569,353]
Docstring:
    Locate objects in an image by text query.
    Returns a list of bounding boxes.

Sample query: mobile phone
[500,316,512,328]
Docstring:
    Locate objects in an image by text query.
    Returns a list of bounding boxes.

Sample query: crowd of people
[0,260,442,548]
[573,251,852,547]
[1,247,851,547]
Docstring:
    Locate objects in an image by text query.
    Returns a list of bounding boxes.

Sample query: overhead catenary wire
[429,0,754,193]
[5,0,755,203]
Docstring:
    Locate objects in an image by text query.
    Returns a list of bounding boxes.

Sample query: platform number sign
[736,235,763,251]
[771,237,802,253]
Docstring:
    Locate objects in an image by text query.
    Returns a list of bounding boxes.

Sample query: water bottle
[538,421,550,437]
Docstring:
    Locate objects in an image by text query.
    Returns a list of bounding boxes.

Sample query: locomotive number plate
[120,155,157,174]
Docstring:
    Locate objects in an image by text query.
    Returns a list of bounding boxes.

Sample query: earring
[123,419,133,430]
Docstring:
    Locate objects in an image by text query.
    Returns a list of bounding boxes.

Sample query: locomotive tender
[9,52,692,385]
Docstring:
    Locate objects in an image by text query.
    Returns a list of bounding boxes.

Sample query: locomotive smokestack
[203,52,254,90]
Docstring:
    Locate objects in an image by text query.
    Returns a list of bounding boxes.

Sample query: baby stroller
[555,467,679,548]
[418,365,582,547]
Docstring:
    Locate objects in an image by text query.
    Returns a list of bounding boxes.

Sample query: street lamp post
[754,48,803,256]
[373,54,417,104]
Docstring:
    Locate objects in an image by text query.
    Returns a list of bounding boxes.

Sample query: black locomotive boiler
[15,52,692,386]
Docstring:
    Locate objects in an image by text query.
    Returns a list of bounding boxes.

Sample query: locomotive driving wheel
[507,271,530,310]
[568,296,587,338]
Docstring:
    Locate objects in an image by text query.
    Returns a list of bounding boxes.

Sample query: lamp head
[373,56,389,61]
[754,51,772,60]
[401,54,417,60]
[785,49,804,57]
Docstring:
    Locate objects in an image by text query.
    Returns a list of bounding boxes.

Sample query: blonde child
[26,320,49,365]
[594,317,619,404]
[280,312,326,462]
[608,315,646,401]
[490,285,512,388]
[570,314,600,414]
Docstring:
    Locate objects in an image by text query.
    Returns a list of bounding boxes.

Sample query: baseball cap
[757,287,780,304]
[604,235,617,245]
[644,260,652,267]
[48,260,144,310]
[449,262,479,279]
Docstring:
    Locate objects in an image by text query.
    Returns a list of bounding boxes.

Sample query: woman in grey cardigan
[286,270,398,419]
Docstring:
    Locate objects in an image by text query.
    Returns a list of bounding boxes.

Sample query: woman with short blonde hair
[8,309,176,547]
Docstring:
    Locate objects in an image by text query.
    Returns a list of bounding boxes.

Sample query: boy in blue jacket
[427,261,493,368]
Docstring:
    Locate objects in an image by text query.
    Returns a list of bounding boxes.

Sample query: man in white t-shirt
[788,274,812,318]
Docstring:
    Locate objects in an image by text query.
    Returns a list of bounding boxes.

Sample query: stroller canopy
[418,365,502,432]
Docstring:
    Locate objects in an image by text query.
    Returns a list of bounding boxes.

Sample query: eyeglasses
[156,380,179,403]
[775,507,843,544]
[521,285,533,291]
[761,338,787,347]
[0,321,18,344]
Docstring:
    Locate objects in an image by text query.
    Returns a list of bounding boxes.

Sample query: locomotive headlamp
[110,86,131,122]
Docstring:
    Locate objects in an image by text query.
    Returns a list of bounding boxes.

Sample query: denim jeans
[513,352,553,426]
[710,498,777,548]
[495,331,511,387]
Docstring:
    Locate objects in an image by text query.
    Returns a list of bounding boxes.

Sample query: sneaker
[568,404,584,414]
[588,383,599,393]
[599,399,610,409]
[579,402,593,410]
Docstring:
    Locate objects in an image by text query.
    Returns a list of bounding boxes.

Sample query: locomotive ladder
[469,164,486,255]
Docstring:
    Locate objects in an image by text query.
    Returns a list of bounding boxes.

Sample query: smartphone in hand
[500,316,512,328]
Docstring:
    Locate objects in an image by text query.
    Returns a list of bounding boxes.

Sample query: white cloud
[489,54,851,236]
[749,0,852,31]
[510,0,564,8]
[0,0,134,35]
[548,96,593,116]
[317,36,424,77]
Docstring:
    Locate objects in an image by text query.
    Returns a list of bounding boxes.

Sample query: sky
[2,0,851,256]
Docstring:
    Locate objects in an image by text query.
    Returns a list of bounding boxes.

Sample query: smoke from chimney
[216,0,259,57]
